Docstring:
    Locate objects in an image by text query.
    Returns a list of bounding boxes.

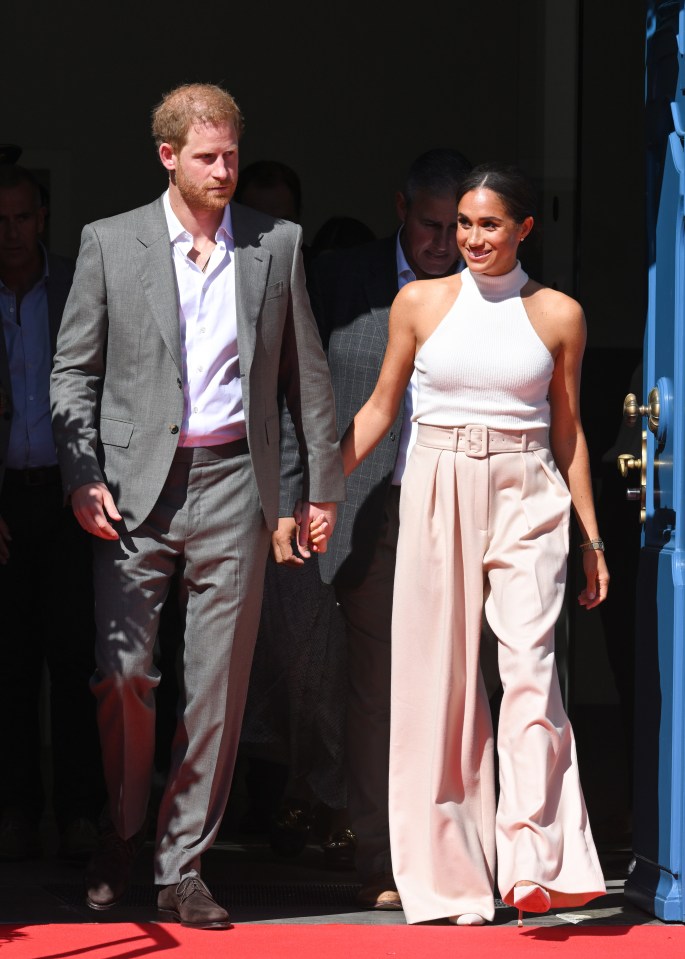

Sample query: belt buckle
[24,469,44,486]
[464,425,488,458]
[24,466,58,486]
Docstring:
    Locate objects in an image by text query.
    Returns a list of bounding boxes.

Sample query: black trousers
[0,472,105,828]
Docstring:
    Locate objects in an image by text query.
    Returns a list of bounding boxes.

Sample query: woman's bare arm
[340,283,423,476]
[545,292,609,609]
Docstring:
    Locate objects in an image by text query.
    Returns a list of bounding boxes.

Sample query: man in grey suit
[50,83,344,930]
[276,149,471,909]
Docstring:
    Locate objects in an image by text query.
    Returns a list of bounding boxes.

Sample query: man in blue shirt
[0,164,104,861]
[277,149,471,909]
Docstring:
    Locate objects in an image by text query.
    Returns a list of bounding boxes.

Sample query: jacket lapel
[364,236,399,345]
[135,198,182,372]
[0,325,11,419]
[231,202,271,383]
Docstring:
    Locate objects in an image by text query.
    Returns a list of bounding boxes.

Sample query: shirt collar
[395,227,415,286]
[395,225,465,284]
[162,190,234,245]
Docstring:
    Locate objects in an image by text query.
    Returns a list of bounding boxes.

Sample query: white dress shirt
[163,192,246,447]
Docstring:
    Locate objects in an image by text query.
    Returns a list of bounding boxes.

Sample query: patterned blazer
[281,235,403,586]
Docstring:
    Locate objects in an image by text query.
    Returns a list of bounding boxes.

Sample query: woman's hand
[295,500,337,554]
[577,548,610,609]
[307,511,331,552]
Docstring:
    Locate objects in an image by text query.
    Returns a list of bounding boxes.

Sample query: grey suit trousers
[91,443,271,883]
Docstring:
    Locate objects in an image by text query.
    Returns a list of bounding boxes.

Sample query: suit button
[389,432,396,441]
[169,424,179,434]
[177,378,182,389]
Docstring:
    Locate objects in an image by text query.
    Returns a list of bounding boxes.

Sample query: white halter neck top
[413,262,554,431]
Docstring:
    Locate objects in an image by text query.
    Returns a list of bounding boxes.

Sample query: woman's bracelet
[579,538,605,553]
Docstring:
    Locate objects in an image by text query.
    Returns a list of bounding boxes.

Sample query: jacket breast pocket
[100,417,134,448]
[266,281,284,300]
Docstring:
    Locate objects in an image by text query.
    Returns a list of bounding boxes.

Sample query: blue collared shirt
[0,247,58,469]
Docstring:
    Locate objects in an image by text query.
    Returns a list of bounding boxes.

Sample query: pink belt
[416,424,549,459]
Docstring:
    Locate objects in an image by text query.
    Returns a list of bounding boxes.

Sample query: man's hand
[71,482,122,540]
[295,500,337,555]
[0,515,11,564]
[271,516,306,566]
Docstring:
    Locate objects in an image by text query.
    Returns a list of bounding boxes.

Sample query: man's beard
[175,164,233,211]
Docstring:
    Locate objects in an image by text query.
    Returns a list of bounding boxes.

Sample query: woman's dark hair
[456,162,537,223]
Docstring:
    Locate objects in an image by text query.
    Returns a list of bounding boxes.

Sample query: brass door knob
[623,387,660,434]
[623,393,646,427]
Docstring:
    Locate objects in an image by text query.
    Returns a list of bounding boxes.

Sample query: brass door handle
[617,453,641,478]
[616,430,647,524]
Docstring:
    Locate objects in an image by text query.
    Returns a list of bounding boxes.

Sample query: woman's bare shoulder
[522,278,585,325]
[394,273,462,312]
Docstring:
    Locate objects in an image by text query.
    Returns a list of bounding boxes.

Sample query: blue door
[624,0,685,922]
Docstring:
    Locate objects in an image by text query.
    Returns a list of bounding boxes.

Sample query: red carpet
[2,923,685,959]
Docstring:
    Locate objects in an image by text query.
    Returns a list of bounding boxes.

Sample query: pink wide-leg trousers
[389,424,605,923]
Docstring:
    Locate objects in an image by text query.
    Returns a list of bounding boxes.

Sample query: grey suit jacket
[0,252,75,492]
[286,236,403,586]
[50,197,344,532]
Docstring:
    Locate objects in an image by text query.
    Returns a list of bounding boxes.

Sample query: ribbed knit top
[413,262,554,431]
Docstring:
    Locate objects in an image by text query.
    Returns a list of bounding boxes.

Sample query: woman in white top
[336,163,609,926]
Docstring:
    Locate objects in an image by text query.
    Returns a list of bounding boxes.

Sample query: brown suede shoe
[85,823,146,910]
[356,875,402,910]
[158,876,231,930]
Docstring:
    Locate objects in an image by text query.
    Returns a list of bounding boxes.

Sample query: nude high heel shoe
[513,882,551,927]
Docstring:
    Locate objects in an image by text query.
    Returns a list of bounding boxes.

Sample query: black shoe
[59,817,99,864]
[269,803,313,858]
[321,827,357,870]
[0,809,42,862]
[85,821,146,910]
